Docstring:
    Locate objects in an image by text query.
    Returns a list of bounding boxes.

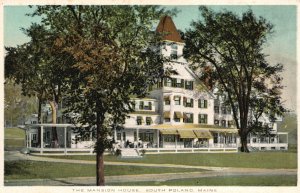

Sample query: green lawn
[107,175,297,186]
[5,127,25,139]
[5,128,26,150]
[45,151,297,169]
[4,161,206,180]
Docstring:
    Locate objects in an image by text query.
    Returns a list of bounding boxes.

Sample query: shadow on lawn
[5,161,32,176]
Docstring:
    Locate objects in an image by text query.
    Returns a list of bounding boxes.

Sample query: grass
[4,127,25,150]
[5,139,25,147]
[4,161,206,180]
[107,175,298,186]
[5,127,25,139]
[44,151,297,169]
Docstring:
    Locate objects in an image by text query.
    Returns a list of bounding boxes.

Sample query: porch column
[64,127,67,155]
[137,128,140,141]
[29,133,31,148]
[40,126,44,154]
[114,127,117,140]
[26,130,28,148]
[157,129,160,152]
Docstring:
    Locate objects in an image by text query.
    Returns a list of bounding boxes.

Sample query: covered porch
[248,132,289,150]
[25,123,95,155]
[121,124,239,153]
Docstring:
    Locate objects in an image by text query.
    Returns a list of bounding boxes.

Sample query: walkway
[4,151,297,186]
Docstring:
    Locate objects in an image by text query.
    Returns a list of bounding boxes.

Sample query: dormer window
[139,101,144,110]
[185,80,194,90]
[144,102,152,110]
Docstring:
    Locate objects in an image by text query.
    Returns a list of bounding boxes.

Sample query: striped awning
[163,111,170,118]
[177,130,197,138]
[174,111,183,118]
[194,130,213,139]
[160,129,178,135]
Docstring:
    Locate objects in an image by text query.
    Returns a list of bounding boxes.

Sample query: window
[183,97,193,107]
[139,101,144,110]
[184,113,194,123]
[164,118,171,122]
[146,117,153,125]
[198,99,207,108]
[157,78,163,88]
[221,120,226,127]
[164,135,176,142]
[177,79,184,88]
[164,78,172,87]
[227,107,232,114]
[170,44,178,60]
[32,134,37,142]
[174,118,180,122]
[174,96,181,105]
[164,96,170,105]
[131,101,136,110]
[199,114,208,124]
[144,102,152,110]
[185,80,194,90]
[117,133,121,140]
[228,120,234,127]
[213,133,218,143]
[214,120,219,125]
[136,116,143,125]
[134,131,137,141]
[46,131,50,141]
[214,106,219,114]
[122,132,126,141]
[172,78,184,88]
[221,107,226,114]
[139,133,154,142]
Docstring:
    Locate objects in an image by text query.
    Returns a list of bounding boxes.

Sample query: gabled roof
[156,15,184,43]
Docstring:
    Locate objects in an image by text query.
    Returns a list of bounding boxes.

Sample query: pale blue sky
[3,5,297,111]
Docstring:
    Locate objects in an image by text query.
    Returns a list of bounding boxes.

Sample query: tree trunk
[240,132,250,153]
[49,101,59,148]
[96,111,105,186]
[96,150,105,186]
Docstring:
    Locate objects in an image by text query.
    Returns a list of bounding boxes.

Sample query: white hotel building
[24,16,288,155]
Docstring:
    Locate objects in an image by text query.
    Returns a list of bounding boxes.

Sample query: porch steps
[121,148,142,158]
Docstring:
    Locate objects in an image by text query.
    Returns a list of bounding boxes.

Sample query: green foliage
[183,6,286,152]
[23,5,171,185]
[4,80,37,127]
[29,5,168,153]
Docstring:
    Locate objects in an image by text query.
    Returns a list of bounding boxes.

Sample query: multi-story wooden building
[24,16,288,155]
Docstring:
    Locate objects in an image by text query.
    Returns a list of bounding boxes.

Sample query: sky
[3,5,298,112]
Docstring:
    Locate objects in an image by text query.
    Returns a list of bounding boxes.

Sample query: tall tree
[5,23,76,147]
[31,5,172,185]
[184,6,285,152]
